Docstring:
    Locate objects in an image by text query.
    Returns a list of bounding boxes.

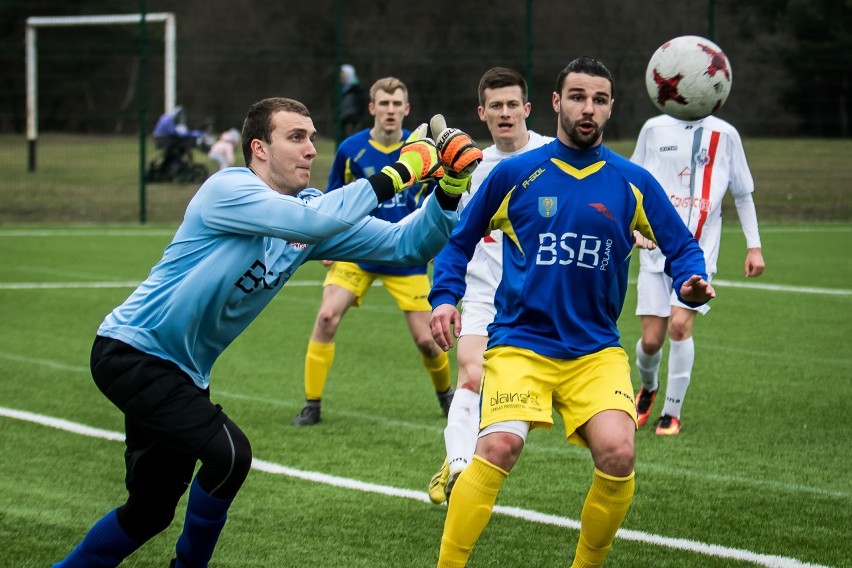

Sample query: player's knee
[117,499,178,543]
[668,322,691,341]
[667,313,694,341]
[197,421,253,499]
[314,309,342,336]
[234,435,253,476]
[415,335,442,357]
[594,441,635,478]
[477,430,525,470]
[457,363,483,392]
[640,336,664,354]
[223,429,253,479]
[458,376,481,392]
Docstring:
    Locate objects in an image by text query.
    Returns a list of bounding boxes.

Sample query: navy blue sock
[53,508,139,567]
[174,478,233,567]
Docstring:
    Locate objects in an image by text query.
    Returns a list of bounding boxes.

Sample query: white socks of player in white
[443,387,480,475]
[635,338,661,392]
[661,337,694,419]
[636,336,695,419]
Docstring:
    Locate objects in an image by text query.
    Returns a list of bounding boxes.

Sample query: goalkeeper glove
[380,123,445,193]
[430,114,483,195]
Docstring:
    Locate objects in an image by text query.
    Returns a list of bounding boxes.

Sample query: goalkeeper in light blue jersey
[430,58,715,568]
[52,97,466,568]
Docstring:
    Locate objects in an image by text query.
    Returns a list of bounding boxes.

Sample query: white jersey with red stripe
[631,114,754,275]
[459,131,552,308]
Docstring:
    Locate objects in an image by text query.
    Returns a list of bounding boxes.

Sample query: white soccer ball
[645,35,733,120]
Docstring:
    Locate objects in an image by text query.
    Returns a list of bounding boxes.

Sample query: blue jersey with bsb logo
[328,128,434,276]
[430,138,708,360]
[98,167,457,389]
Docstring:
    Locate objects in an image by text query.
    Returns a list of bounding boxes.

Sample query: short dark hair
[555,56,615,99]
[478,67,528,106]
[241,97,310,165]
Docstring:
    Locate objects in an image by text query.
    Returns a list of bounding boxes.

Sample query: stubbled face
[552,73,613,149]
[370,88,410,137]
[478,85,531,152]
[257,110,317,195]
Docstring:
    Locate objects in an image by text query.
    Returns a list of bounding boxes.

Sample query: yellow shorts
[479,345,638,447]
[323,261,432,311]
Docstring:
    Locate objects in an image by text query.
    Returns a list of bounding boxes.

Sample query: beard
[559,113,605,149]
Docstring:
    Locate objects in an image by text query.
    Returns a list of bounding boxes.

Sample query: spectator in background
[338,64,366,144]
[149,105,210,181]
[208,128,241,170]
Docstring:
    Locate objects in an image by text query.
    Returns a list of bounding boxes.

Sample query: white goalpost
[25,12,176,171]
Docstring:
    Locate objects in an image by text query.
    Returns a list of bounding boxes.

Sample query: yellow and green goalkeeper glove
[380,124,445,193]
[430,114,483,195]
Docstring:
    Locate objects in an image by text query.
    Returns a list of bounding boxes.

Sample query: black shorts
[91,335,228,454]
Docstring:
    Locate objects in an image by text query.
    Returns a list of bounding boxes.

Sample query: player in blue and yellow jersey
[430,58,715,568]
[293,77,454,426]
[51,97,482,568]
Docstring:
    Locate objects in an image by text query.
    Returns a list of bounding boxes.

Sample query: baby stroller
[145,106,214,183]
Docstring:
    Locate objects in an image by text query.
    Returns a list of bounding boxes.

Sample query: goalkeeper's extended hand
[380,124,445,193]
[430,114,483,195]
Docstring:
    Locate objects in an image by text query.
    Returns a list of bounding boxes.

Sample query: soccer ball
[644,35,732,120]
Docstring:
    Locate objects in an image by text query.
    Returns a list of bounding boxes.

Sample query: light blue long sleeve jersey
[99,167,458,389]
[430,139,708,360]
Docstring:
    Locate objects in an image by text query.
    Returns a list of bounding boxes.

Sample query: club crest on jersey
[694,148,712,167]
[538,196,557,217]
[290,242,308,251]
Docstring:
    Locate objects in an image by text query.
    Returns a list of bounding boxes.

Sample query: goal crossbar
[25,12,176,145]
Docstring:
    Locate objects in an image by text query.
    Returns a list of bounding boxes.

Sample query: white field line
[0,406,831,568]
[0,407,124,442]
[0,229,177,237]
[712,279,852,296]
[1,350,848,501]
[0,278,848,296]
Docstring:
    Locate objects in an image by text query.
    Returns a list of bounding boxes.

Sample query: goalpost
[25,12,176,172]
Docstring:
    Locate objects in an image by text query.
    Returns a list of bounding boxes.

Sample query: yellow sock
[571,468,635,568]
[422,351,451,393]
[438,455,508,568]
[304,340,334,400]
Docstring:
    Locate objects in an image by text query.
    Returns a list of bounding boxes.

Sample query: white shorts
[459,234,502,337]
[635,270,711,317]
[460,298,496,337]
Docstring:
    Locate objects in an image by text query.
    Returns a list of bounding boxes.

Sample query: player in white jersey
[631,113,765,435]
[428,67,552,504]
[51,97,481,568]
